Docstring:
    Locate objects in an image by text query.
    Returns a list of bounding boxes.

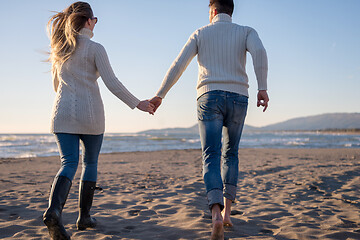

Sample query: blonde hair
[47,2,93,73]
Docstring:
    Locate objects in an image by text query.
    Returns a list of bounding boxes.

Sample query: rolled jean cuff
[207,189,224,211]
[223,184,237,201]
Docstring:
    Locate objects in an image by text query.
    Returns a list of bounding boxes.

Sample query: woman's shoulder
[88,40,106,53]
[86,40,110,61]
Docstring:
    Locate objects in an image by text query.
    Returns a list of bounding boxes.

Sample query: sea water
[0,131,359,158]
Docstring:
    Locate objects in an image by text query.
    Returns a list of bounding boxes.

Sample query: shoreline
[2,147,360,161]
[1,131,359,159]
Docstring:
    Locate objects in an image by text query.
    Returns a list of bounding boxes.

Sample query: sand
[0,148,359,240]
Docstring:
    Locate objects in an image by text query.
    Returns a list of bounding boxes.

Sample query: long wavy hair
[47,2,93,74]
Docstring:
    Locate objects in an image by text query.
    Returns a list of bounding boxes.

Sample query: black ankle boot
[76,181,97,230]
[43,176,72,240]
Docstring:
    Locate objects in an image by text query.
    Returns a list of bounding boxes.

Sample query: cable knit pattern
[51,28,140,134]
[156,14,268,99]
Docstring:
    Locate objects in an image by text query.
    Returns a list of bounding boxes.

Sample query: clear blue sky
[0,0,359,133]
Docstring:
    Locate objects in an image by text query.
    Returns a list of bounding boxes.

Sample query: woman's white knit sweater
[156,14,268,99]
[50,28,140,135]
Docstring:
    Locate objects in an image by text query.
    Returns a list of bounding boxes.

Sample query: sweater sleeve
[246,27,268,91]
[94,43,140,109]
[156,32,198,99]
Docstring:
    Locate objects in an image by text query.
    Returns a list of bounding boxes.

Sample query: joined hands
[137,100,155,115]
[136,96,162,115]
[149,96,162,112]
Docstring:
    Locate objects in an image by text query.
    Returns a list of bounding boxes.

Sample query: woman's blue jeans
[54,133,103,182]
[197,90,248,210]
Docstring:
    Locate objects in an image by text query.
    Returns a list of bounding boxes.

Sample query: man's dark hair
[209,0,234,16]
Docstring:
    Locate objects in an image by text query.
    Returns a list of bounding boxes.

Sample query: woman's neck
[79,28,94,38]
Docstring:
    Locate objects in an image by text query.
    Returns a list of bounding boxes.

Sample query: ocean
[1,131,359,159]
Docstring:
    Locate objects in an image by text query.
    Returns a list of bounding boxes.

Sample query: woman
[43,2,154,239]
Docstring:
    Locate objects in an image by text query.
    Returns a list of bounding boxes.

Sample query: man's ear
[214,8,218,16]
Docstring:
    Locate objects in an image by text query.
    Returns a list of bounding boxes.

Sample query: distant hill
[260,113,360,131]
[140,125,199,134]
[138,113,360,134]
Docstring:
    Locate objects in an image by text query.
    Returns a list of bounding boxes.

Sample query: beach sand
[0,148,359,240]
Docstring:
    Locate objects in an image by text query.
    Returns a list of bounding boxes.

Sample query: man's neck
[211,13,232,23]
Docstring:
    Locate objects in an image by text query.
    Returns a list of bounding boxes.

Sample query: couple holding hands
[44,0,268,239]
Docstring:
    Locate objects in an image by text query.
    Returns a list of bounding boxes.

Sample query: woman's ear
[84,18,91,28]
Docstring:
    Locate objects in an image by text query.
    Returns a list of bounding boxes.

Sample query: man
[150,0,269,239]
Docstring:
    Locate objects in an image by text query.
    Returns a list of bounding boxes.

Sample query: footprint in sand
[106,230,121,235]
[157,208,178,214]
[336,218,358,228]
[231,210,243,216]
[141,198,154,203]
[260,229,274,234]
[152,204,172,210]
[139,210,157,216]
[128,209,141,216]
[9,213,20,220]
[123,225,136,231]
[127,205,151,217]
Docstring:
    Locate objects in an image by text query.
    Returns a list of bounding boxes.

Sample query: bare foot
[221,211,233,227]
[211,219,224,240]
[222,198,233,227]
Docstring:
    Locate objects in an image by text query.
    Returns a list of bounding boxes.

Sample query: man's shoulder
[197,22,252,33]
[228,23,256,32]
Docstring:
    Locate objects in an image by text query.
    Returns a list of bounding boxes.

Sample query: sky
[0,0,359,133]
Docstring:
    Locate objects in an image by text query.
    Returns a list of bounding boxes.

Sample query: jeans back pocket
[197,94,222,121]
[231,96,248,124]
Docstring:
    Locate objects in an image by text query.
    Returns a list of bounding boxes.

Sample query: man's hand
[149,96,162,113]
[257,90,269,112]
[137,100,155,115]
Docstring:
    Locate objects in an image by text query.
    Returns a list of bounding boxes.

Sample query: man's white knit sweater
[156,13,268,99]
[51,28,140,135]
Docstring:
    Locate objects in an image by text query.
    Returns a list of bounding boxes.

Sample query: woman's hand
[137,100,155,115]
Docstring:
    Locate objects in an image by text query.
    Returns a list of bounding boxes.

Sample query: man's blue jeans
[197,90,248,210]
[54,133,104,182]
